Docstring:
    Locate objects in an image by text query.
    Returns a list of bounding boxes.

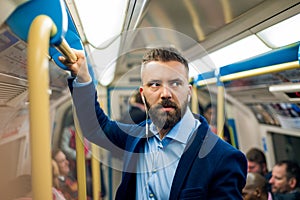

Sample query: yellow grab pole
[197,61,299,86]
[91,144,101,200]
[73,108,87,200]
[220,61,299,82]
[217,85,224,140]
[191,85,199,113]
[56,38,77,63]
[27,15,56,200]
[197,78,217,87]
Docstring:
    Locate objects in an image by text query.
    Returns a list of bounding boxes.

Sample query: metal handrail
[28,14,55,200]
[28,15,98,200]
[197,61,299,86]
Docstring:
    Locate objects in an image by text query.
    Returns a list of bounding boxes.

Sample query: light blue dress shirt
[136,108,200,200]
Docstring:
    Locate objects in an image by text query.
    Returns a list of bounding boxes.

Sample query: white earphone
[142,95,146,105]
[141,94,149,138]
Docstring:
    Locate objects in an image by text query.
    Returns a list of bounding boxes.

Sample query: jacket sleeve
[68,78,134,151]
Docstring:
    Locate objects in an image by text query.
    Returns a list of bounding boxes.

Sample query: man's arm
[59,50,131,151]
[209,148,247,199]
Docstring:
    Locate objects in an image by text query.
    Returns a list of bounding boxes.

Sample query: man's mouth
[161,107,175,112]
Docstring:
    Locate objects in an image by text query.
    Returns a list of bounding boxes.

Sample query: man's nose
[160,85,172,99]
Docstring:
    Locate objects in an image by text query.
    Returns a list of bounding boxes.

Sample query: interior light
[91,36,121,86]
[208,35,271,68]
[257,14,300,48]
[189,56,217,77]
[74,0,128,47]
[99,63,116,86]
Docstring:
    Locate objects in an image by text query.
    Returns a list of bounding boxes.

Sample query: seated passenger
[242,172,269,200]
[269,160,300,200]
[246,148,270,177]
[52,159,66,200]
[52,148,79,200]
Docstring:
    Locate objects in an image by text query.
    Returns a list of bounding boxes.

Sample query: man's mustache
[159,99,178,109]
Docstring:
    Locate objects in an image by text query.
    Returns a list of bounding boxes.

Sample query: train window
[247,103,300,128]
[270,132,300,165]
[247,103,280,126]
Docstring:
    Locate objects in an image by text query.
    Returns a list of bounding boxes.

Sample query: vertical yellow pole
[92,144,101,200]
[27,15,56,200]
[191,84,199,113]
[73,108,87,200]
[217,85,224,140]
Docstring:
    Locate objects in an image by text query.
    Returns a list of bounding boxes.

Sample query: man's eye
[170,81,181,87]
[149,82,160,87]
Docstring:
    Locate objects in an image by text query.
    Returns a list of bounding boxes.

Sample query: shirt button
[149,193,154,198]
[152,169,157,173]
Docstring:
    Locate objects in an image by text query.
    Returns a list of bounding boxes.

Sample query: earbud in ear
[142,95,146,104]
[188,95,191,102]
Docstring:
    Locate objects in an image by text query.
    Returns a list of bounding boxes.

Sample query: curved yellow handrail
[28,14,88,199]
[28,15,55,200]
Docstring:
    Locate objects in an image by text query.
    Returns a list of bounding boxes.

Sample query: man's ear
[188,84,193,102]
[255,187,261,198]
[289,177,297,189]
[139,87,145,104]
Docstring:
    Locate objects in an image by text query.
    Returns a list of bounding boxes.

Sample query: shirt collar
[149,107,200,144]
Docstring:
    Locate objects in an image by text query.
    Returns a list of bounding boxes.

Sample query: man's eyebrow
[168,78,183,82]
[146,79,162,83]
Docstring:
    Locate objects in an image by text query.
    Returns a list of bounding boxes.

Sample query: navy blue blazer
[69,80,247,200]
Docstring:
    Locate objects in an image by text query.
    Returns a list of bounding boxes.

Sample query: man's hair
[277,160,300,187]
[246,148,267,164]
[133,90,143,105]
[204,103,215,113]
[142,47,189,73]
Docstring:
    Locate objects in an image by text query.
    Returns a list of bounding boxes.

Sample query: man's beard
[148,98,188,130]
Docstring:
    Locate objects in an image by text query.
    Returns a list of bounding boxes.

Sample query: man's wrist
[73,77,92,87]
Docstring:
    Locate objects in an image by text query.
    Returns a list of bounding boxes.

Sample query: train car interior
[0,0,299,199]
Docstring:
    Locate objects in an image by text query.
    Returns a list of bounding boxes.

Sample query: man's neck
[158,128,171,139]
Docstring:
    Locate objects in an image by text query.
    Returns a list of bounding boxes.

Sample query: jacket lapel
[169,115,209,199]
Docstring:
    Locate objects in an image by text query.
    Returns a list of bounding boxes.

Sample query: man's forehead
[142,61,188,79]
[143,60,186,69]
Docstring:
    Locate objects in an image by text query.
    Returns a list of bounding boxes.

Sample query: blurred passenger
[52,148,79,200]
[246,147,272,195]
[119,89,146,124]
[60,110,91,176]
[269,160,300,200]
[52,159,66,200]
[246,148,270,177]
[243,172,269,200]
[203,103,232,144]
[60,110,93,198]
